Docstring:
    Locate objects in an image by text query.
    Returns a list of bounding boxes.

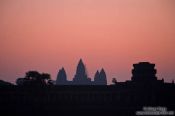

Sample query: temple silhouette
[114,62,164,85]
[132,62,158,83]
[56,59,107,85]
[0,61,175,116]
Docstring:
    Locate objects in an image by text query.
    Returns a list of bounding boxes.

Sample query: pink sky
[0,0,175,84]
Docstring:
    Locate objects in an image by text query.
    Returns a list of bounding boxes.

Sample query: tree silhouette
[26,71,40,80]
[40,73,51,85]
[112,78,117,84]
[16,71,52,86]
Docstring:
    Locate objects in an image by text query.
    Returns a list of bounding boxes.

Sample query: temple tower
[56,67,68,85]
[73,59,91,85]
[131,62,157,83]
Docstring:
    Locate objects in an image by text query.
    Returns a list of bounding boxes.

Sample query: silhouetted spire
[94,70,100,81]
[94,68,107,85]
[100,68,105,75]
[100,69,107,84]
[76,59,87,77]
[73,59,90,85]
[79,58,83,64]
[56,67,67,85]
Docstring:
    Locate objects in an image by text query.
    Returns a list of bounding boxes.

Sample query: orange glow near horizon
[0,0,175,84]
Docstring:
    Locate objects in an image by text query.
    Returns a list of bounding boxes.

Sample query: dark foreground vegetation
[0,83,175,116]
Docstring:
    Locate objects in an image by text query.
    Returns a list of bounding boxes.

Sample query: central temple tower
[73,59,91,85]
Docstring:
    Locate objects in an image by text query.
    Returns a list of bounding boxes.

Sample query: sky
[0,0,175,84]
